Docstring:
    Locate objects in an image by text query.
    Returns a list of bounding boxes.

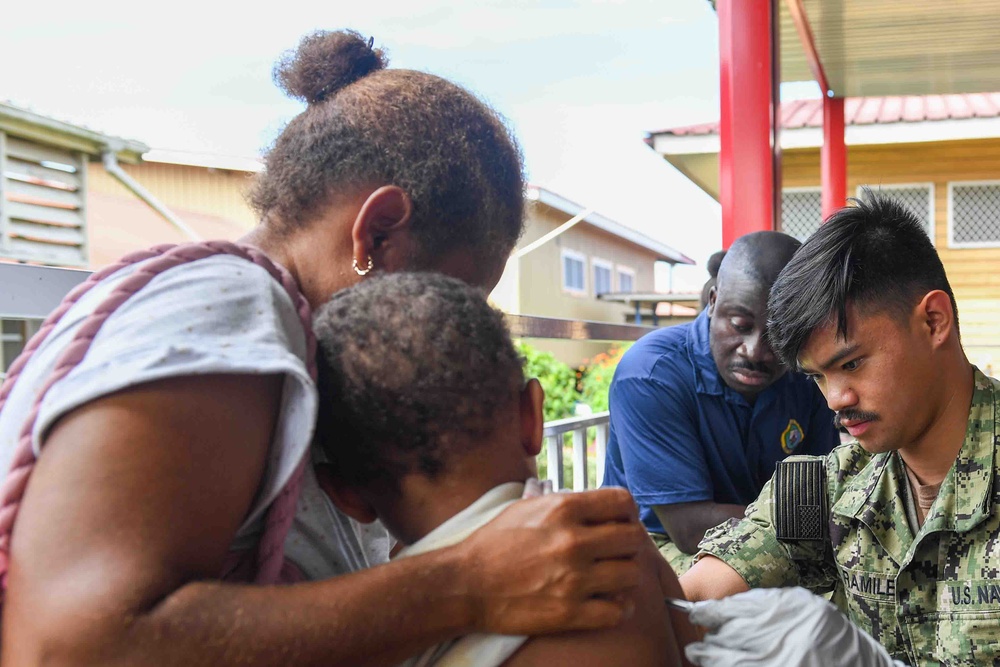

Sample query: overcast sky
[2,0,764,290]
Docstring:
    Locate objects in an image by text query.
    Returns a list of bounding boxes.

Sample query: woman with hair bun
[0,30,650,666]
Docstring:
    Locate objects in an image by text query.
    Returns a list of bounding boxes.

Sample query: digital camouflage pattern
[649,532,696,575]
[698,369,1000,667]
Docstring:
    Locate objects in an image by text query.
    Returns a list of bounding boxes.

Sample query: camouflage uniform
[649,533,696,575]
[698,369,1000,667]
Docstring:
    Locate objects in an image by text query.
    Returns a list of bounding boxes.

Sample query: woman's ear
[314,463,378,524]
[350,185,416,273]
[520,378,545,458]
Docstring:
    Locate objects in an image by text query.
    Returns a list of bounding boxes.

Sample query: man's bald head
[708,231,801,402]
[717,231,802,292]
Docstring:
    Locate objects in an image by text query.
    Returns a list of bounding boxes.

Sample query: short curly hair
[249,30,525,269]
[313,272,525,490]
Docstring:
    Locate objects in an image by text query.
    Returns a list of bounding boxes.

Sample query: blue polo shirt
[603,309,839,534]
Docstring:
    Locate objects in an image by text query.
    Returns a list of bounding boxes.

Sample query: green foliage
[517,341,631,487]
[578,344,632,413]
[515,341,578,422]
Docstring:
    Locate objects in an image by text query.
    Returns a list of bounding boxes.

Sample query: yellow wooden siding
[88,161,258,228]
[782,137,1000,372]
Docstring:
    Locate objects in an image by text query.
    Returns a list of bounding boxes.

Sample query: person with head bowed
[313,271,695,667]
[0,30,651,666]
[683,190,999,666]
[603,231,839,574]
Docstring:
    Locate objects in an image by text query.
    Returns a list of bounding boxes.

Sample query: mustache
[834,410,880,429]
[729,361,772,374]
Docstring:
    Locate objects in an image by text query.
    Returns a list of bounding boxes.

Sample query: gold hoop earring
[353,256,374,276]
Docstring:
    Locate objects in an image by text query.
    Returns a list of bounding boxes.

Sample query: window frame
[591,257,613,297]
[856,182,935,245]
[616,265,636,294]
[779,186,823,241]
[560,248,588,295]
[1,319,28,377]
[948,180,1000,249]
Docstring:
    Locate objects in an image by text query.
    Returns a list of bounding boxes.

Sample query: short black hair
[768,188,957,368]
[707,250,727,279]
[313,272,525,490]
[699,250,727,310]
[720,231,801,287]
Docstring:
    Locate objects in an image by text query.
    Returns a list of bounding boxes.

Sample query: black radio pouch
[773,459,828,542]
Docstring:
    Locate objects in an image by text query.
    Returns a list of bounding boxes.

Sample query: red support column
[718,0,778,248]
[821,95,847,219]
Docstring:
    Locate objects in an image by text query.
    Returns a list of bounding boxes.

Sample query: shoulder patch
[781,418,805,454]
[773,458,827,542]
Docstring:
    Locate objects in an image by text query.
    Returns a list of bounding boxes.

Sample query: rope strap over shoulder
[0,240,316,596]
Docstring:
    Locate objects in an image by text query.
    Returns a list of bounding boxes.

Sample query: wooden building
[649,93,1000,374]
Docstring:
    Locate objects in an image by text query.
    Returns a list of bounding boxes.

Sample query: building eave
[650,114,1000,155]
[0,101,148,163]
[525,185,695,265]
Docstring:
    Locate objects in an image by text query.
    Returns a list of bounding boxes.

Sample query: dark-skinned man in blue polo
[603,231,840,573]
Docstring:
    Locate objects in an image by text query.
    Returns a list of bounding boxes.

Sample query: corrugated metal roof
[778,0,1000,97]
[654,93,1000,138]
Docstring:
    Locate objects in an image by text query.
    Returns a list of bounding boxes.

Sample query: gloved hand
[684,587,909,667]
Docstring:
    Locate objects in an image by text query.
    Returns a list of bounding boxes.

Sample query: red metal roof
[654,93,1000,137]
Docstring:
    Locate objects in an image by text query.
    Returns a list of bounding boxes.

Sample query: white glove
[684,587,909,667]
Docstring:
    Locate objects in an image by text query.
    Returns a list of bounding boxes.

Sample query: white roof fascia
[0,101,148,158]
[652,133,721,155]
[143,149,264,173]
[526,186,693,265]
[652,116,1000,156]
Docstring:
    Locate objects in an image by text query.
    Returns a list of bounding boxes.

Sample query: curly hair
[249,30,525,268]
[313,272,525,490]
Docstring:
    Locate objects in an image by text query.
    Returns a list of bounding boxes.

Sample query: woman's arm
[503,535,685,667]
[3,374,647,667]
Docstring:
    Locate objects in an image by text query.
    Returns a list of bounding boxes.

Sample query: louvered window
[1,133,88,266]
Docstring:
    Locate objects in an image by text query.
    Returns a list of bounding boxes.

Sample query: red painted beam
[821,95,847,218]
[718,0,778,248]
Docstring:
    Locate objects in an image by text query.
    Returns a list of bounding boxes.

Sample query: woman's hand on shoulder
[458,487,648,636]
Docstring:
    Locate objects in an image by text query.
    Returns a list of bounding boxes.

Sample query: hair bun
[274,30,387,105]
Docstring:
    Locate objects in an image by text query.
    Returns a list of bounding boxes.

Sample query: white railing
[540,411,610,491]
